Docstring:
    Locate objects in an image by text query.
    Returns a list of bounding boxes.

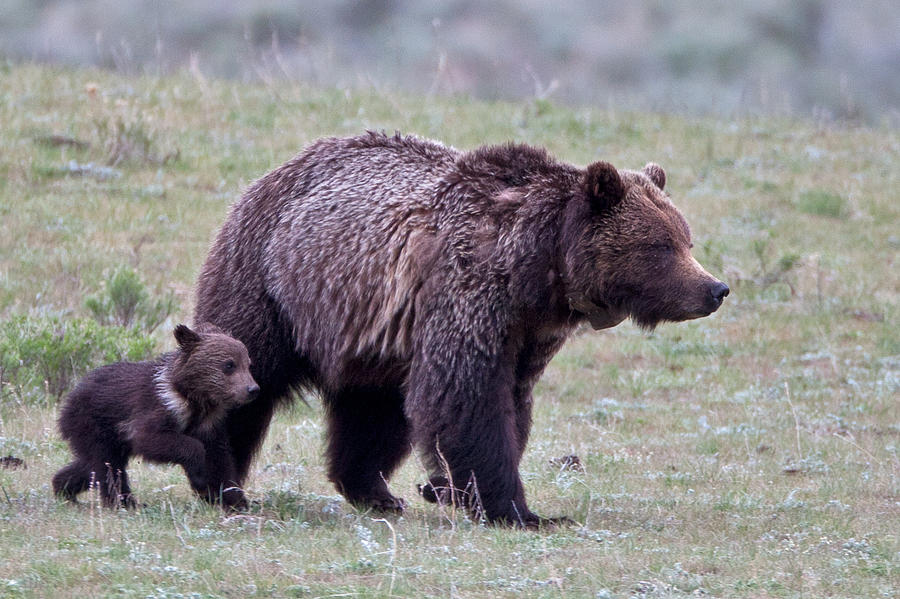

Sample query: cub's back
[58,360,159,441]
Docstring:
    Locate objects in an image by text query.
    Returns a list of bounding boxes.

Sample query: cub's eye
[650,242,674,254]
[222,360,237,374]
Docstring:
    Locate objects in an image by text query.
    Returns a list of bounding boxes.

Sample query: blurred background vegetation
[2,0,898,124]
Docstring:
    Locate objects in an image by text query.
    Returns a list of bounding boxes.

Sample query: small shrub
[85,265,177,334]
[750,234,800,291]
[89,96,179,166]
[0,315,156,404]
[93,112,155,166]
[796,190,846,218]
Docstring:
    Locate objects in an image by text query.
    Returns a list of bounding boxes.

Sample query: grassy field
[0,63,897,598]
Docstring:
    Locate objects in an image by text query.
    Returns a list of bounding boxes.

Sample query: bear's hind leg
[52,460,92,502]
[325,386,411,512]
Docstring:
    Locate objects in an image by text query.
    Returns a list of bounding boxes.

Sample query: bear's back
[196,133,576,389]
[252,134,461,372]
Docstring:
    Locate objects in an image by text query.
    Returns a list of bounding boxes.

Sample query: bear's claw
[350,494,407,514]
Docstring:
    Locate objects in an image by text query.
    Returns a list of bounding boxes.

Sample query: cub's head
[563,161,728,330]
[171,323,259,412]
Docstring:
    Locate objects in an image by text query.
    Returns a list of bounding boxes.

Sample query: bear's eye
[650,242,674,254]
[223,359,237,374]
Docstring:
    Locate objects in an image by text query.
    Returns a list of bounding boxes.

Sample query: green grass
[1,63,898,598]
[795,190,847,219]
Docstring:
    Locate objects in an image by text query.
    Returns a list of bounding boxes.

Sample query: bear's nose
[247,384,260,401]
[709,281,730,306]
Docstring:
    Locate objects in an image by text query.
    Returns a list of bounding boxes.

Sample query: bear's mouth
[613,278,729,330]
[618,302,697,331]
[633,301,722,329]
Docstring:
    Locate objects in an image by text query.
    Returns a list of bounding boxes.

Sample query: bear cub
[52,323,259,509]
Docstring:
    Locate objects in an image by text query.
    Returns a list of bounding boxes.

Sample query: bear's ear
[642,162,666,190]
[583,161,625,212]
[174,324,202,353]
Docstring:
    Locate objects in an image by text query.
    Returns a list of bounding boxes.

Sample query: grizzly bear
[52,323,259,509]
[194,132,728,527]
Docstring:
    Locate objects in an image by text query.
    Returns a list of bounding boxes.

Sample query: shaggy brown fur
[194,132,728,526]
[52,324,259,509]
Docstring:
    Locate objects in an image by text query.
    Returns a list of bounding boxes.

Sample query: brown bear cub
[52,323,259,509]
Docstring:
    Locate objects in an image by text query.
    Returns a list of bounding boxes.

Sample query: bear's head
[563,161,728,330]
[170,323,259,415]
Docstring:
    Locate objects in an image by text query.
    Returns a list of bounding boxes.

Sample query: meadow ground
[0,64,897,598]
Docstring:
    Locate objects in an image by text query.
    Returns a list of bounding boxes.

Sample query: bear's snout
[246,384,260,401]
[705,280,729,313]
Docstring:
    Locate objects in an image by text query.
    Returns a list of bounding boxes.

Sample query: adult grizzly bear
[195,132,728,526]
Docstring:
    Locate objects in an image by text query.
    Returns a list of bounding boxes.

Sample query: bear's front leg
[407,292,561,527]
[197,427,248,510]
[409,378,538,526]
[132,429,213,502]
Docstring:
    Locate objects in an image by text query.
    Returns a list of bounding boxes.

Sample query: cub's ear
[583,161,625,212]
[642,162,666,190]
[174,324,202,353]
